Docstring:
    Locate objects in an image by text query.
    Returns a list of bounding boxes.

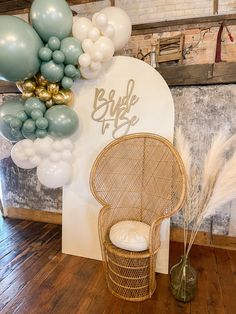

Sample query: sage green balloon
[24,97,46,115]
[40,61,64,83]
[0,98,25,141]
[45,105,78,138]
[30,0,73,42]
[60,37,83,65]
[0,16,43,82]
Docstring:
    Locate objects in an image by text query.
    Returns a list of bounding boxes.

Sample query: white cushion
[109,220,150,252]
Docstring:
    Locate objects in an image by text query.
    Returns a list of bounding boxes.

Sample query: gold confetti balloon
[52,92,65,105]
[36,73,48,87]
[18,73,74,106]
[22,79,36,92]
[38,90,52,102]
[61,89,74,106]
[22,91,35,99]
[45,99,54,108]
[47,83,60,95]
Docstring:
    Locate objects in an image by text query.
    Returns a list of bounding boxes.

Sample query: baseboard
[5,207,62,225]
[170,227,236,251]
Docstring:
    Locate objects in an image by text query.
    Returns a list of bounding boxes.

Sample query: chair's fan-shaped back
[90,133,186,224]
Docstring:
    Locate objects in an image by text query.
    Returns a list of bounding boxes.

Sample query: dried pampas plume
[175,127,236,257]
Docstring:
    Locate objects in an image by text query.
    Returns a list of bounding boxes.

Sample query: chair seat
[109,220,150,252]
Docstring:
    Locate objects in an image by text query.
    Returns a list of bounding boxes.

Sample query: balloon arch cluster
[0,0,131,189]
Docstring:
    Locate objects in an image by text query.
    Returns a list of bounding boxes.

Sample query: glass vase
[170,255,197,302]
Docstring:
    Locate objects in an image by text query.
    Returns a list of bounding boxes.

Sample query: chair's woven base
[105,243,157,301]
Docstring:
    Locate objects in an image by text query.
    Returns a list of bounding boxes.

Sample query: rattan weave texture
[90,133,186,301]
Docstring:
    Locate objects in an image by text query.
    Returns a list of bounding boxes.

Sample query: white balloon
[103,24,115,38]
[24,148,35,157]
[15,151,27,161]
[94,36,114,62]
[11,142,36,169]
[37,160,72,188]
[90,61,102,72]
[22,139,34,148]
[34,137,53,156]
[79,53,91,68]
[88,27,100,42]
[29,155,42,166]
[92,12,99,25]
[91,50,103,62]
[80,66,100,80]
[61,139,74,150]
[82,38,94,54]
[95,13,108,29]
[62,150,73,161]
[52,141,63,152]
[99,7,132,51]
[50,152,61,162]
[72,16,93,41]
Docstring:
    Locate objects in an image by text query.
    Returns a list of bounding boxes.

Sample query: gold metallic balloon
[22,91,35,99]
[47,83,60,95]
[35,86,46,97]
[61,89,74,106]
[45,99,54,108]
[23,79,36,92]
[52,92,65,105]
[38,90,51,102]
[36,73,48,87]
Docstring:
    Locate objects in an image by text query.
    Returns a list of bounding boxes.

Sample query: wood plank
[5,207,62,224]
[8,256,89,314]
[0,226,61,310]
[171,227,236,251]
[0,223,57,282]
[157,63,211,86]
[132,14,236,35]
[51,260,105,314]
[213,0,219,15]
[0,0,104,15]
[190,246,225,314]
[228,249,236,285]
[157,62,236,86]
[214,249,236,314]
[0,81,19,94]
[0,218,31,243]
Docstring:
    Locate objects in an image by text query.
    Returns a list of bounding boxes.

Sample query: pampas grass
[175,127,236,257]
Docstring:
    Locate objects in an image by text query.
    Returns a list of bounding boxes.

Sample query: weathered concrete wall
[171,84,236,235]
[0,158,62,213]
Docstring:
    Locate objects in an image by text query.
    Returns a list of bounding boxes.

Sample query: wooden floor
[0,218,236,314]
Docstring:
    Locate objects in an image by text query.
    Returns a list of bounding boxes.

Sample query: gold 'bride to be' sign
[91,79,140,139]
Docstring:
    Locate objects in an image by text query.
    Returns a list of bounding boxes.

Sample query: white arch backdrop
[62,56,174,274]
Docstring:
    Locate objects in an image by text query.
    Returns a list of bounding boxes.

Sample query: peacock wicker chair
[90,133,186,302]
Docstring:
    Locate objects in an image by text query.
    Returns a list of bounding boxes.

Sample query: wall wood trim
[0,81,19,93]
[0,0,104,15]
[132,14,236,35]
[171,227,236,251]
[5,207,62,225]
[157,62,236,86]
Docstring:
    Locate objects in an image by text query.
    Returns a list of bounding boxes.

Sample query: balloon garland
[0,0,132,188]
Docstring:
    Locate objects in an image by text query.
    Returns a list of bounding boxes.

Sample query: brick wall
[71,0,236,24]
[122,25,236,65]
